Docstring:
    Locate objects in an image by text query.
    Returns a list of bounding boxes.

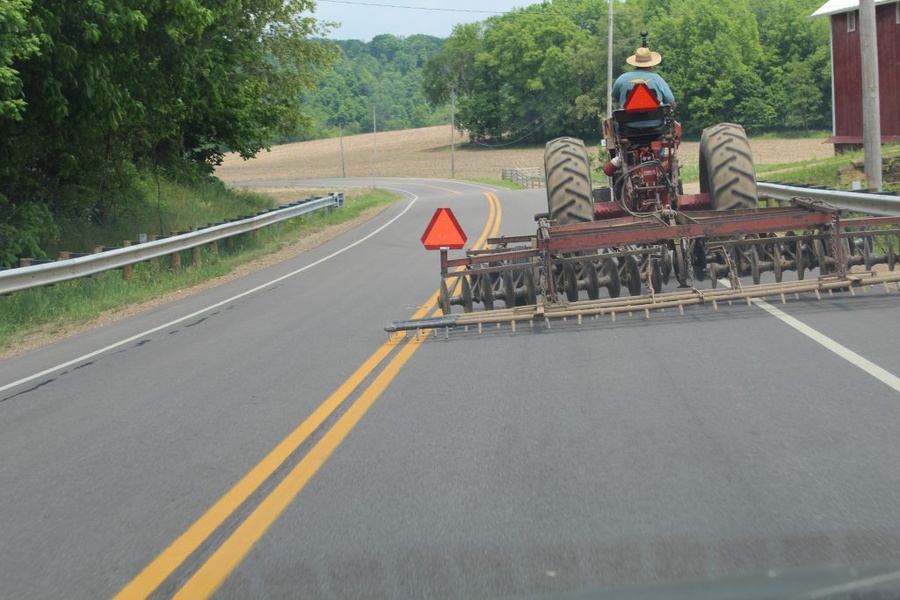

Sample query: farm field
[216,125,835,184]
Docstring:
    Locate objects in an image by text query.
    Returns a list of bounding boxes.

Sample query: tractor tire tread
[545,136,593,225]
[699,123,758,212]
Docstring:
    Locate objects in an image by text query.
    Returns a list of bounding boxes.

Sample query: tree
[645,0,767,134]
[423,22,484,106]
[0,0,40,121]
[428,2,603,141]
[297,34,446,141]
[0,0,336,264]
[753,0,831,132]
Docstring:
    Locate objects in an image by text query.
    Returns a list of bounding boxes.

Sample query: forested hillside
[423,0,831,141]
[292,34,448,141]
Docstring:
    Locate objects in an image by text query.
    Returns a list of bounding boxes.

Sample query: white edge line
[751,298,900,392]
[719,279,900,393]
[797,568,900,599]
[0,190,421,396]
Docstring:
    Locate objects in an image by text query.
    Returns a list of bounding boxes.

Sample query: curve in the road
[112,187,503,599]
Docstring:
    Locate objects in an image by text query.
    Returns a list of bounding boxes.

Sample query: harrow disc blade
[623,255,642,296]
[750,245,762,285]
[797,243,806,280]
[585,262,600,300]
[815,238,831,275]
[461,275,474,313]
[692,240,707,282]
[773,242,783,283]
[562,262,579,302]
[502,270,516,309]
[660,244,671,285]
[602,259,621,299]
[650,259,663,293]
[481,273,494,310]
[439,279,451,315]
[523,268,537,305]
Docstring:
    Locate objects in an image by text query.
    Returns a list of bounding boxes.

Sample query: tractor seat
[613,104,673,138]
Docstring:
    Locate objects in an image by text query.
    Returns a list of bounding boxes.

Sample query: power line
[318,0,503,14]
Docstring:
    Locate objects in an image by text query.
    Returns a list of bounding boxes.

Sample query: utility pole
[338,121,346,178]
[860,0,882,191]
[606,0,614,118]
[372,104,377,164]
[450,90,456,179]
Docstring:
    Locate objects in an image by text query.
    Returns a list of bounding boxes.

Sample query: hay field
[215,125,834,184]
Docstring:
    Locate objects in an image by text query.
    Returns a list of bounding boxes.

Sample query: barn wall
[830,2,900,142]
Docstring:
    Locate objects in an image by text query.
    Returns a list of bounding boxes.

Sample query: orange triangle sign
[623,82,660,113]
[421,207,467,250]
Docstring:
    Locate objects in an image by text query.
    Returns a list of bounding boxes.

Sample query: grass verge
[464,177,523,190]
[755,143,900,190]
[0,187,397,350]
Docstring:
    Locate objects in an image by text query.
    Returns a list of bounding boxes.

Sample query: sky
[309,0,542,41]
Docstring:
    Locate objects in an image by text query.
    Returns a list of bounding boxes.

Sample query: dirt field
[215,125,835,183]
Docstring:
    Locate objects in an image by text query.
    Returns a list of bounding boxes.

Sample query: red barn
[813,0,900,152]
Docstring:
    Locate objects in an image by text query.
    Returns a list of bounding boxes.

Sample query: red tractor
[544,57,758,292]
[384,35,900,332]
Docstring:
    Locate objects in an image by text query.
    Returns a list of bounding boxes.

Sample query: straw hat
[626,46,662,68]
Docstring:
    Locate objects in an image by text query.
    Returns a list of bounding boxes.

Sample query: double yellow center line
[114,191,502,599]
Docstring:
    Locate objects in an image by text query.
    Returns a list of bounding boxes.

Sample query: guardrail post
[93,245,104,279]
[208,224,219,258]
[59,251,70,260]
[19,258,31,268]
[149,235,159,268]
[169,233,181,272]
[191,227,202,267]
[122,241,134,279]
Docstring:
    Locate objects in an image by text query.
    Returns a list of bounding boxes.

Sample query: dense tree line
[423,0,831,142]
[293,34,448,141]
[0,0,335,265]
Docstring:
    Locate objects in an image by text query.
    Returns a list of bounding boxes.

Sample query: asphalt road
[1,178,900,599]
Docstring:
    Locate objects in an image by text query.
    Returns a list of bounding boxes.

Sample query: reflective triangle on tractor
[623,83,660,113]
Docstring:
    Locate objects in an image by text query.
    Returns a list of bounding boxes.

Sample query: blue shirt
[611,70,674,108]
[611,69,674,130]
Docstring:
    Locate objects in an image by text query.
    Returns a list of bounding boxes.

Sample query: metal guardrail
[502,167,545,189]
[0,193,344,295]
[757,181,900,216]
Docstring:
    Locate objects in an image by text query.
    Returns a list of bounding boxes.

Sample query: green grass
[465,177,524,190]
[755,143,900,191]
[680,164,699,185]
[0,187,398,349]
[46,176,278,257]
[749,129,831,140]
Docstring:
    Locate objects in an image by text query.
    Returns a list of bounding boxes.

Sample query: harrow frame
[387,198,900,334]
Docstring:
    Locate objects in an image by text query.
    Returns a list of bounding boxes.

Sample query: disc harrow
[387,199,900,335]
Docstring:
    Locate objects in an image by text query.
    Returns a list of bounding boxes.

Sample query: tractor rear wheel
[544,137,594,225]
[699,123,758,211]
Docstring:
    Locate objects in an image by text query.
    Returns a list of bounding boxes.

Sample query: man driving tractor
[611,38,674,131]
